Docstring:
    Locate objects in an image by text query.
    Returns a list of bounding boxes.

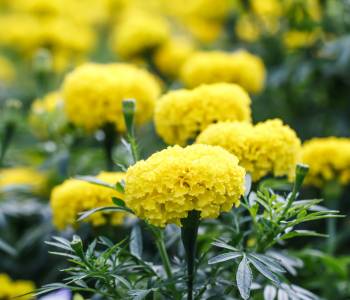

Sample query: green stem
[102,123,117,171]
[181,210,201,300]
[155,233,173,279]
[0,122,16,167]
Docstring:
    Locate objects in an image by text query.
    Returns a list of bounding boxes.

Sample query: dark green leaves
[236,255,252,300]
[130,224,143,259]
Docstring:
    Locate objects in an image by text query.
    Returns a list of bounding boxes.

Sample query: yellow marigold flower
[112,11,170,59]
[283,30,320,49]
[154,83,252,146]
[0,167,47,194]
[153,37,195,78]
[235,15,261,43]
[0,55,16,84]
[250,0,282,18]
[0,14,42,52]
[301,137,350,187]
[283,0,322,22]
[62,63,161,132]
[181,50,266,93]
[184,18,223,44]
[0,273,35,300]
[124,144,245,227]
[29,91,67,140]
[185,0,233,21]
[51,172,126,230]
[196,119,301,181]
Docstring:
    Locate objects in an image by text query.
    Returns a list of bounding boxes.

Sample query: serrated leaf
[78,206,133,221]
[248,253,285,273]
[281,230,328,240]
[264,285,277,300]
[248,256,281,285]
[75,176,115,189]
[130,224,143,259]
[236,255,252,300]
[0,238,16,256]
[212,239,239,251]
[208,252,242,264]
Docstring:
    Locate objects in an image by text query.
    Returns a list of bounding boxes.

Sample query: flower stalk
[181,210,201,300]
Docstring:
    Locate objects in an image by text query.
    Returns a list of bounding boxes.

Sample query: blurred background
[0,0,349,299]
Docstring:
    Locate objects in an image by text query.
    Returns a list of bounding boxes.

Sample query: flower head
[125,144,245,227]
[301,137,350,187]
[0,273,35,300]
[197,119,301,181]
[62,63,161,132]
[112,11,170,59]
[50,172,126,230]
[154,83,251,146]
[0,167,47,194]
[181,50,266,93]
[153,37,195,78]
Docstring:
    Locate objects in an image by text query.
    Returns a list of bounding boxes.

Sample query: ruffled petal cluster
[112,11,170,59]
[153,37,195,78]
[0,273,35,300]
[50,172,126,230]
[181,50,266,93]
[197,119,301,181]
[124,144,245,227]
[0,167,47,194]
[62,63,161,132]
[154,83,251,145]
[301,137,350,187]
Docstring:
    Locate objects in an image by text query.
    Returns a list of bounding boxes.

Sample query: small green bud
[70,235,84,259]
[33,48,53,74]
[122,98,136,135]
[294,163,309,191]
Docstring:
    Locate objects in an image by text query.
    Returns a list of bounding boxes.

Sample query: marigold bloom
[29,91,67,139]
[301,137,350,187]
[0,167,47,194]
[51,172,126,230]
[283,30,320,50]
[154,83,251,146]
[0,273,35,300]
[197,119,301,181]
[62,63,161,132]
[181,50,266,93]
[112,11,170,59]
[124,144,245,227]
[153,37,195,78]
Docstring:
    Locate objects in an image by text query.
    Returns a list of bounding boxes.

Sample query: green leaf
[78,206,133,221]
[212,239,239,251]
[115,180,125,193]
[0,238,16,256]
[236,255,252,300]
[247,253,285,273]
[281,230,328,240]
[128,289,152,300]
[264,285,277,300]
[112,197,126,207]
[208,252,242,264]
[75,176,115,190]
[130,224,143,259]
[248,256,281,286]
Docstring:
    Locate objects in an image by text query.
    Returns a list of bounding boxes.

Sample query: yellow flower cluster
[301,137,350,187]
[124,144,245,227]
[181,50,266,93]
[197,119,301,181]
[50,172,126,230]
[29,91,66,140]
[112,11,170,59]
[154,83,251,146]
[0,273,35,300]
[0,167,47,194]
[153,37,196,78]
[0,55,16,84]
[62,63,161,132]
[283,30,321,50]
